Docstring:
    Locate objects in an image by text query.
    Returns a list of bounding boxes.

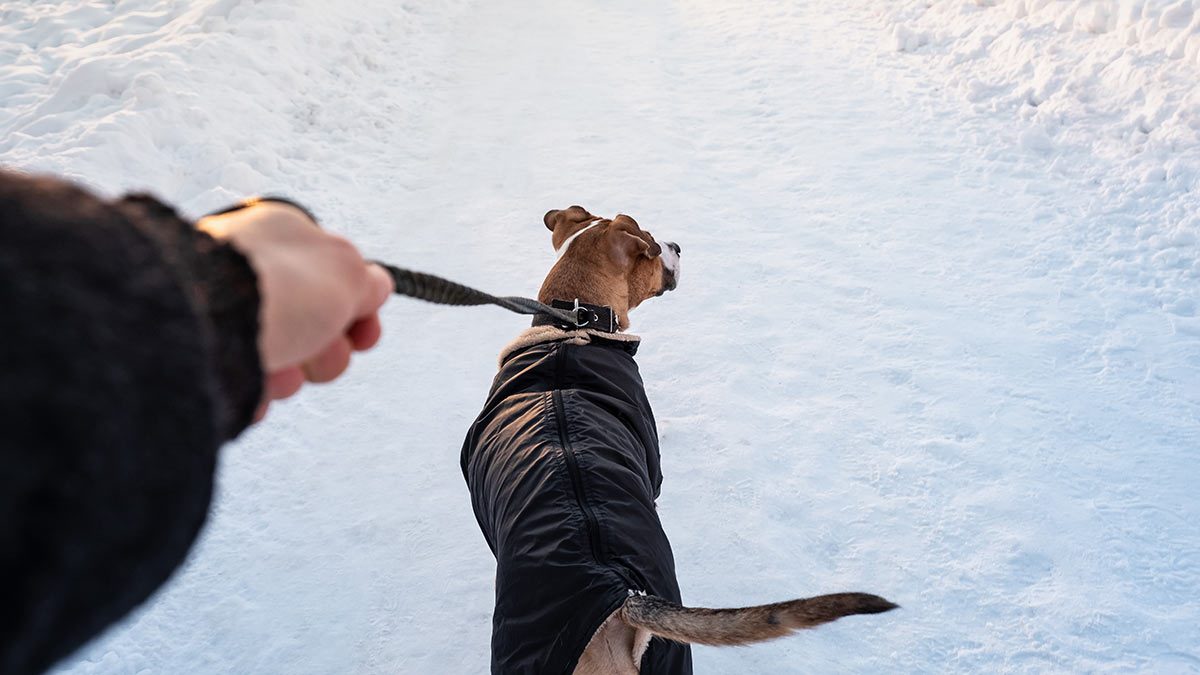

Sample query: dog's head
[542,206,679,318]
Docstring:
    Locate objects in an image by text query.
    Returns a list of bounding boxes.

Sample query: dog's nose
[667,242,680,255]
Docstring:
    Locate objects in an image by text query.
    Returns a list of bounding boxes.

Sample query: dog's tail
[618,592,898,646]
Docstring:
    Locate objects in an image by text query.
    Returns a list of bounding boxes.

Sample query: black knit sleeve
[110,193,264,440]
[0,170,263,675]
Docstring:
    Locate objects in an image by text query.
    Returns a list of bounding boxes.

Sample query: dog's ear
[544,205,594,232]
[609,215,662,264]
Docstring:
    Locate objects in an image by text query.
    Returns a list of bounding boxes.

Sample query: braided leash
[204,197,590,328]
[374,262,588,327]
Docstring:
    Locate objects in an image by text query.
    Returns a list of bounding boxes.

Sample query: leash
[206,196,599,329]
[373,262,597,328]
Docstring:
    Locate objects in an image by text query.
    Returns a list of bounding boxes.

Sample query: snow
[2,0,1198,672]
[880,0,1200,216]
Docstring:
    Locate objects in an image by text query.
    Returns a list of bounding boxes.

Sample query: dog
[460,206,896,674]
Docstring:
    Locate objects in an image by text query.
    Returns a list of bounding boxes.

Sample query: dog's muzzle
[659,241,680,295]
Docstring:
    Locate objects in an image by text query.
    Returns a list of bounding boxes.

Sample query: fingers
[347,314,382,351]
[301,336,353,384]
[254,331,364,424]
[345,263,390,353]
[359,263,393,317]
[253,366,303,424]
[253,334,356,425]
[267,314,379,398]
[267,367,305,401]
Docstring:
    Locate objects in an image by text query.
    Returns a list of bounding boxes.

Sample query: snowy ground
[3,0,1199,672]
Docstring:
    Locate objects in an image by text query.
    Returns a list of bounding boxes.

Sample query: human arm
[0,171,388,675]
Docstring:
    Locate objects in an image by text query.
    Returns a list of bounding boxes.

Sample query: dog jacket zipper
[552,346,606,566]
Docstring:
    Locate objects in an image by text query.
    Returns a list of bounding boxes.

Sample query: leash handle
[373,262,587,327]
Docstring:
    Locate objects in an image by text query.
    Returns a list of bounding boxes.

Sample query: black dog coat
[461,334,693,674]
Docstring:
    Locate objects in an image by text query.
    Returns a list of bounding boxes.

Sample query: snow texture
[2,0,1198,672]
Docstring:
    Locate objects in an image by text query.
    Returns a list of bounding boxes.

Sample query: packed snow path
[1,0,1195,672]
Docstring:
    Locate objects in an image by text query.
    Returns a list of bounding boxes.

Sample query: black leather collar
[531,299,618,333]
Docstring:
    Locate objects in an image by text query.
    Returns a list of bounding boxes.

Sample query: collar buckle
[535,299,618,333]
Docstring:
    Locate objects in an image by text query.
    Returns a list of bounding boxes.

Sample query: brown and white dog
[539,205,681,331]
[466,206,896,675]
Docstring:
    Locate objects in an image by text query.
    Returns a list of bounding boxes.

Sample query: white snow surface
[3,0,1199,672]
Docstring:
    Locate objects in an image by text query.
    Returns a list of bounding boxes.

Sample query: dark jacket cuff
[112,195,264,440]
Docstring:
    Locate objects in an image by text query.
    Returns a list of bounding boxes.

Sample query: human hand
[198,200,392,422]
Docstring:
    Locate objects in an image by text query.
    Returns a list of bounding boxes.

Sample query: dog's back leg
[574,610,651,675]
